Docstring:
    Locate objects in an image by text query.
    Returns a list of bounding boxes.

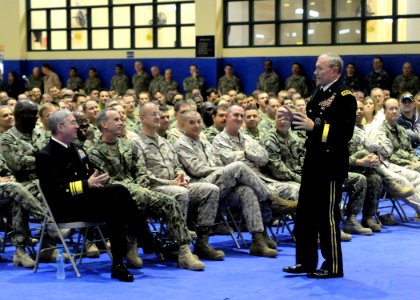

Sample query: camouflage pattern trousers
[152,182,219,227]
[200,161,272,233]
[345,171,383,217]
[381,164,420,212]
[117,182,191,245]
[0,182,45,246]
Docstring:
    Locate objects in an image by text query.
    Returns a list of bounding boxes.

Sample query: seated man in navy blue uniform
[35,110,142,282]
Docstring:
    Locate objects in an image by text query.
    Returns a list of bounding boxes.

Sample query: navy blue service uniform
[295,81,356,276]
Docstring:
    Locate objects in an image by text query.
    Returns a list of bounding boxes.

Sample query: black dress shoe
[307,269,343,279]
[283,264,309,274]
[111,264,134,282]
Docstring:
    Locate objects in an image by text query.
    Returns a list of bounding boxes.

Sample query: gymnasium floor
[0,204,419,300]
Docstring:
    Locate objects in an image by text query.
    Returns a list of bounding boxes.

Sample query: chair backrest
[36,180,59,225]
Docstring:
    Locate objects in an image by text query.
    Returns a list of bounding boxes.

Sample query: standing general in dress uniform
[282,53,356,279]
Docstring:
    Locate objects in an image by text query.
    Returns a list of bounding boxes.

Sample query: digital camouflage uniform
[348,125,393,217]
[257,71,280,94]
[167,125,208,144]
[136,132,219,227]
[149,76,164,96]
[85,138,191,245]
[183,76,205,99]
[257,117,275,133]
[0,153,45,246]
[110,74,129,96]
[159,80,179,99]
[392,74,419,96]
[28,75,43,91]
[174,134,276,232]
[32,125,51,150]
[84,77,102,95]
[0,127,42,199]
[212,129,300,201]
[126,115,142,133]
[218,75,240,95]
[203,125,221,143]
[285,75,308,96]
[365,123,420,212]
[67,76,84,91]
[242,127,262,143]
[132,72,151,95]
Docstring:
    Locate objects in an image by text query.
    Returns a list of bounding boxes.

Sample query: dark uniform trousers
[36,140,146,265]
[293,82,356,275]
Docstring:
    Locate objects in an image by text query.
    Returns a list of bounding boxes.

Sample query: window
[27,0,195,51]
[224,0,420,47]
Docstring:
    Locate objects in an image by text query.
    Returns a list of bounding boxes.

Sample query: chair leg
[395,199,410,222]
[53,224,81,278]
[220,210,240,249]
[33,216,48,273]
[226,207,247,248]
[96,226,112,260]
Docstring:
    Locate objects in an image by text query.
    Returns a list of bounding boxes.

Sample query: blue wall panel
[3,54,420,96]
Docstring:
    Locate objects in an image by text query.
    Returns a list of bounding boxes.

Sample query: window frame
[223,0,420,47]
[26,0,196,51]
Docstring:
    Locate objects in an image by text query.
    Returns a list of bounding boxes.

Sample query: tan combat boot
[263,227,277,249]
[270,192,298,215]
[125,235,143,268]
[13,246,35,268]
[362,217,382,232]
[415,212,420,222]
[387,182,415,198]
[343,214,372,235]
[340,230,352,242]
[178,244,205,271]
[250,232,278,257]
[188,230,197,240]
[84,240,100,258]
[193,227,225,260]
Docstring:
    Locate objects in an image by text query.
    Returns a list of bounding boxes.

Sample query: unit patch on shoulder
[341,90,352,96]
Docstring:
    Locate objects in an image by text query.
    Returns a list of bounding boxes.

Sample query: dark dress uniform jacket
[304,81,356,180]
[35,139,95,221]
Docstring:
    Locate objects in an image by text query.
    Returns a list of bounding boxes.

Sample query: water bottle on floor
[56,249,65,280]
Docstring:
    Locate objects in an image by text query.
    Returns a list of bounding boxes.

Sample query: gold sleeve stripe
[69,180,83,196]
[322,124,330,143]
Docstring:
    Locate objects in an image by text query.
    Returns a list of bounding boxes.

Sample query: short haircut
[139,101,158,116]
[115,64,123,69]
[39,103,57,118]
[212,104,228,116]
[225,63,233,68]
[159,104,169,112]
[226,104,243,115]
[49,110,73,135]
[72,93,86,103]
[70,67,78,72]
[89,67,97,72]
[82,99,98,112]
[174,100,189,113]
[181,109,200,122]
[206,88,217,98]
[96,108,117,131]
[383,97,399,110]
[374,56,383,63]
[322,52,344,73]
[42,63,52,70]
[245,106,258,112]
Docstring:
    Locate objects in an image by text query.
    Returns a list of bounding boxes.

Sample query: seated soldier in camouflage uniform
[136,102,224,261]
[122,95,142,133]
[0,147,45,267]
[0,100,61,262]
[167,100,207,143]
[85,108,206,270]
[203,104,227,143]
[364,98,420,222]
[242,106,263,142]
[174,110,292,258]
[0,105,14,133]
[212,105,299,211]
[33,103,57,149]
[257,97,279,132]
